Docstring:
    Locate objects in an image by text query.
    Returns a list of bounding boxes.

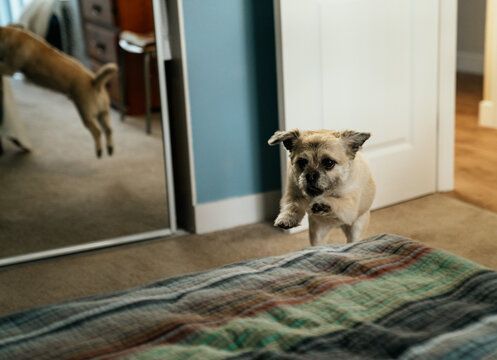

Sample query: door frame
[438,0,457,192]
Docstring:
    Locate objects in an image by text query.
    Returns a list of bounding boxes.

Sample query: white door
[274,0,439,209]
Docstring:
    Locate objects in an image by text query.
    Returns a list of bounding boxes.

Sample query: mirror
[0,0,173,264]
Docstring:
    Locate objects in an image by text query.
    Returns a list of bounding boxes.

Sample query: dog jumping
[269,129,376,246]
[0,25,117,157]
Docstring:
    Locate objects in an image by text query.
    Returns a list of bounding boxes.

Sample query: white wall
[457,0,486,74]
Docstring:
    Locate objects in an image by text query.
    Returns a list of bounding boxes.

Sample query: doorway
[448,0,497,213]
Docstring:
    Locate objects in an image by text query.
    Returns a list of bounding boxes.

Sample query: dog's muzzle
[305,185,323,197]
[305,171,323,197]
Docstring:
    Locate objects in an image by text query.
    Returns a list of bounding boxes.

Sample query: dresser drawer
[90,59,121,104]
[81,0,115,26]
[84,23,118,63]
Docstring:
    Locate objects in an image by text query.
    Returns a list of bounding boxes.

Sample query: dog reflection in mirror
[268,129,375,246]
[0,25,117,157]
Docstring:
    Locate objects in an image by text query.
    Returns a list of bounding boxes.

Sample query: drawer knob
[96,42,106,54]
[91,4,102,15]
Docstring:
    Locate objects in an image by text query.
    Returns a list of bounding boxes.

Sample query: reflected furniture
[118,31,157,133]
[78,0,161,116]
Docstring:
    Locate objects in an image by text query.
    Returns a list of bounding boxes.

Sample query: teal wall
[183,0,281,204]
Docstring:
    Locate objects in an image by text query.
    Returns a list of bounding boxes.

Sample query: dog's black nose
[306,171,319,183]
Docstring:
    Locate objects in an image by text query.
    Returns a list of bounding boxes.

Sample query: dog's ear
[268,129,300,151]
[340,130,370,158]
[93,63,118,89]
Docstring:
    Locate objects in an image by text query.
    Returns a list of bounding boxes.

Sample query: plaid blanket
[1,234,497,359]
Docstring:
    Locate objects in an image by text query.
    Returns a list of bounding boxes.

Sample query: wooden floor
[447,73,497,213]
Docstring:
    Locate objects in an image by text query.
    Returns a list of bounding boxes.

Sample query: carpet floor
[0,78,170,258]
[1,193,497,316]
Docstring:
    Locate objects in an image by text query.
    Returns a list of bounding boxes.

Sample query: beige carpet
[1,193,497,316]
[0,78,169,258]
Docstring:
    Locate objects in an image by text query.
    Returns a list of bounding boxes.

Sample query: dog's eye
[296,158,308,169]
[322,158,336,170]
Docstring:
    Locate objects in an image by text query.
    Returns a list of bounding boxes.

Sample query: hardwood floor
[447,73,497,213]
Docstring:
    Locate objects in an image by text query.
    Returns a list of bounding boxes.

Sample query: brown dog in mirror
[0,25,117,157]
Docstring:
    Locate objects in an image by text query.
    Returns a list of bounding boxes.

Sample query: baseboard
[194,190,281,234]
[479,100,497,128]
[457,51,484,74]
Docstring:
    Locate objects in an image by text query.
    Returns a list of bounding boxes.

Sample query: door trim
[437,0,457,192]
[479,0,497,128]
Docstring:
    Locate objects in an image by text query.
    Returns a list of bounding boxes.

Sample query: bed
[1,233,497,359]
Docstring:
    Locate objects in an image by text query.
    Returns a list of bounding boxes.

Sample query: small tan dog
[268,129,375,245]
[0,25,117,157]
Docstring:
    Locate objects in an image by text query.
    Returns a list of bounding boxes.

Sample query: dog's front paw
[311,202,331,215]
[274,213,300,229]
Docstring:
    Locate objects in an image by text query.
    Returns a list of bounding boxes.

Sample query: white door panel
[275,0,439,209]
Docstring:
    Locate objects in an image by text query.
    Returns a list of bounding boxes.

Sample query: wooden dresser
[79,0,160,115]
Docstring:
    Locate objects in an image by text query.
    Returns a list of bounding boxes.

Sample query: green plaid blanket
[1,234,497,359]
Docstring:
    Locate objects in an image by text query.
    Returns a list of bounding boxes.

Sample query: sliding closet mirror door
[0,0,173,262]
